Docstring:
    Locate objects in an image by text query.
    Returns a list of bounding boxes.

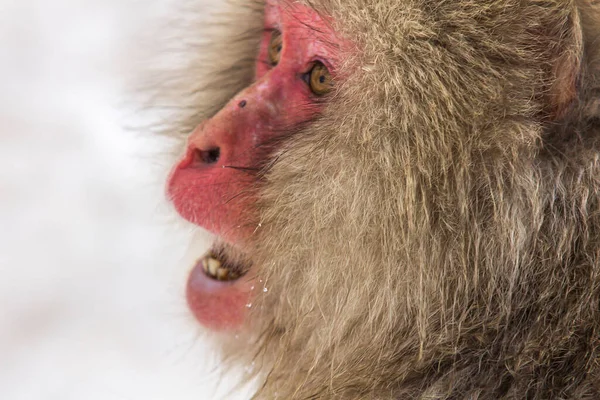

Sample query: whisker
[223,165,261,173]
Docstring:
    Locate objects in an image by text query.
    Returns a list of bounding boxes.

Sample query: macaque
[161,0,600,398]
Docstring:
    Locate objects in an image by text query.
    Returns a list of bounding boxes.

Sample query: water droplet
[246,303,253,308]
[250,286,255,291]
[263,287,268,293]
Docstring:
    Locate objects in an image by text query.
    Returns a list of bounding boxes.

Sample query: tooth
[199,252,242,281]
[207,256,221,277]
[217,267,230,281]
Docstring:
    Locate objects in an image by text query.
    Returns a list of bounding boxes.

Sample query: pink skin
[168,1,348,331]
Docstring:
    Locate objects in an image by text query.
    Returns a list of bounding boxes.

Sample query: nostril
[206,148,221,164]
[192,147,221,165]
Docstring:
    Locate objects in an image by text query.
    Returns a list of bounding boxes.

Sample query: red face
[167,1,347,330]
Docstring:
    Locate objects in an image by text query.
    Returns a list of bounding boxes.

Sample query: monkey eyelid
[307,58,334,74]
[300,58,336,83]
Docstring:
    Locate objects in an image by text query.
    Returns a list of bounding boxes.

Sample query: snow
[0,0,248,398]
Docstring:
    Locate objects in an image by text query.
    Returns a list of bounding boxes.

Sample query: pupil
[319,75,326,84]
[277,45,282,52]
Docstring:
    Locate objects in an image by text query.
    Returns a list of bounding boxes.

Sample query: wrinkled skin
[160,0,600,398]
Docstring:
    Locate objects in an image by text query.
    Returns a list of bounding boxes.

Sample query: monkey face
[167,1,348,331]
[160,0,600,397]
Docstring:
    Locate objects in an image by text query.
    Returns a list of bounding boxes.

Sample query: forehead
[264,1,337,43]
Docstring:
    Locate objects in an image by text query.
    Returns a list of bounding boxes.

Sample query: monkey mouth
[198,247,249,282]
[186,241,255,331]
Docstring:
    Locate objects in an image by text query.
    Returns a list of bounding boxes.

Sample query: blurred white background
[0,0,241,398]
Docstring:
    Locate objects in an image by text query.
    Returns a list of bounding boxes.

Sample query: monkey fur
[151,0,600,398]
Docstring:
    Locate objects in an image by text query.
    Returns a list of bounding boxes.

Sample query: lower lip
[186,259,255,331]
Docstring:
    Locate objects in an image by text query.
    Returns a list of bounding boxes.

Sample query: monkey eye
[268,30,283,66]
[308,62,333,96]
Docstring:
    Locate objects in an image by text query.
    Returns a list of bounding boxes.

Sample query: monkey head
[163,0,600,398]
[168,1,348,331]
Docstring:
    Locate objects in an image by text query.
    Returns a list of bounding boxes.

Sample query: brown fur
[149,0,600,398]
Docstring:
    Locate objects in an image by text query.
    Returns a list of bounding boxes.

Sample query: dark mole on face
[239,100,247,108]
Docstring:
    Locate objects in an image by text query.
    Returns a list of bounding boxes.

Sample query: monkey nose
[175,144,223,171]
[174,119,227,169]
[179,123,232,169]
